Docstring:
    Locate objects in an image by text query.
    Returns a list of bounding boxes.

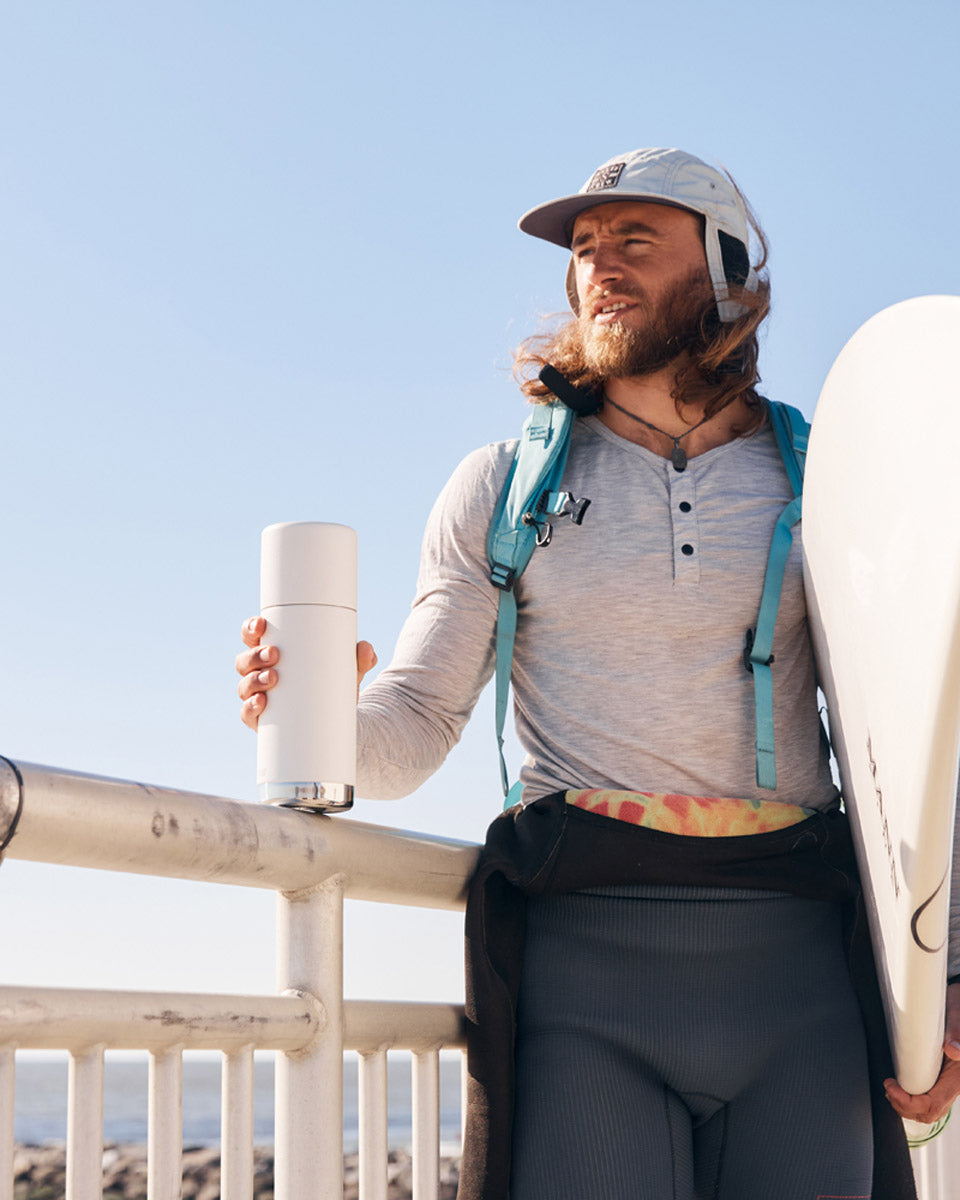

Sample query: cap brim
[518,192,699,248]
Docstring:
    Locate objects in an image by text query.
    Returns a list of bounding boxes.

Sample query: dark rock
[12,1144,460,1199]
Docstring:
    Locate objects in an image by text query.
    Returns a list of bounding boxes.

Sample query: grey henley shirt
[356,414,960,972]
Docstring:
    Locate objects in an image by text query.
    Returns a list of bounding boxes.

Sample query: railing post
[358,1049,388,1200]
[275,875,344,1200]
[222,1044,255,1200]
[412,1049,440,1200]
[0,1046,14,1200]
[148,1045,183,1200]
[66,1044,105,1200]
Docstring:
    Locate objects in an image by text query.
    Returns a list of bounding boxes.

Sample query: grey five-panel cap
[518,148,759,322]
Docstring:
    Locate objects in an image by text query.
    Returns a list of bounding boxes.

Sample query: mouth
[591,298,636,325]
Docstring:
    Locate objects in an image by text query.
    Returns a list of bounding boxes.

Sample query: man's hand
[883,982,960,1124]
[235,615,377,730]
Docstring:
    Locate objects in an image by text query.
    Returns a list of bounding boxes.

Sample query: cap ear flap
[718,230,750,287]
[706,220,758,322]
[565,257,580,314]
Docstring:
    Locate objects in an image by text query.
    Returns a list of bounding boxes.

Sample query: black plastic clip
[558,495,591,525]
[490,563,517,591]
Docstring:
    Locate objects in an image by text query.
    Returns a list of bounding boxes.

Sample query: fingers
[241,615,266,648]
[357,640,378,681]
[241,691,267,731]
[237,656,277,731]
[238,629,377,730]
[237,617,279,732]
[357,640,378,701]
[235,641,279,683]
[884,1057,960,1124]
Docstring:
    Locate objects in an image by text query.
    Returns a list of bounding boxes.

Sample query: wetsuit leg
[508,887,874,1200]
[510,890,695,1199]
[511,1032,693,1200]
[692,905,873,1200]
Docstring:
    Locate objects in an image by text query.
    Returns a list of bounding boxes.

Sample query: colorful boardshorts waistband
[565,788,816,837]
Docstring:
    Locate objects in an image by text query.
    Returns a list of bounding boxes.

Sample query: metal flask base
[260,781,354,814]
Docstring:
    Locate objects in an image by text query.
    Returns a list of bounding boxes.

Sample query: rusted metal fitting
[0,757,23,861]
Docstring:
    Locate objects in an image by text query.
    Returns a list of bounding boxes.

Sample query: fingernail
[257,671,272,685]
[948,1040,960,1052]
[247,617,259,634]
[258,647,272,663]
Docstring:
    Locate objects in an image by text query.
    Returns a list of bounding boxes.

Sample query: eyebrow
[571,220,661,248]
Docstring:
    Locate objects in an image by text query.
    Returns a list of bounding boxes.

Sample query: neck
[597,362,749,459]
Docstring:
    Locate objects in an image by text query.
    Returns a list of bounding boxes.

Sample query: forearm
[355,442,511,800]
[356,592,497,798]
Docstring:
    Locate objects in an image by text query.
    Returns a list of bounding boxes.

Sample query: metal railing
[0,755,478,1200]
[0,754,956,1199]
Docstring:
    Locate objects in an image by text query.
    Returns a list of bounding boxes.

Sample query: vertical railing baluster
[66,1044,105,1200]
[910,1147,926,1199]
[358,1049,388,1200]
[276,876,345,1200]
[412,1049,439,1200]
[222,1044,255,1200]
[148,1045,183,1200]
[0,1046,15,1200]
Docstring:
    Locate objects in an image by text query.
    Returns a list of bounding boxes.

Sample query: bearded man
[238,149,959,1199]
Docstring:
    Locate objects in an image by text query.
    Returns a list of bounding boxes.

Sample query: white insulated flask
[257,522,357,811]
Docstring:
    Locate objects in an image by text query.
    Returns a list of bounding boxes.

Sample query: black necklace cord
[601,393,718,472]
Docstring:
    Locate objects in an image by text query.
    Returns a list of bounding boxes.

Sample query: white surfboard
[802,296,960,1132]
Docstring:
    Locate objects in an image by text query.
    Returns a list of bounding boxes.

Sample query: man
[238,148,960,1198]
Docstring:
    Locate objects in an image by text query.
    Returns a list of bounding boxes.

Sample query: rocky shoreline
[13,1144,461,1199]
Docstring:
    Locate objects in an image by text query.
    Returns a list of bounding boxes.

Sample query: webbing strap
[494,588,518,799]
[489,403,577,804]
[750,494,803,788]
[767,402,806,500]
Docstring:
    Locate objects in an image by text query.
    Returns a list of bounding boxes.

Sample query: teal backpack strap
[746,401,809,790]
[487,402,578,806]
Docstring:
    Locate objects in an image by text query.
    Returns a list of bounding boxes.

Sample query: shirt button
[681,543,695,556]
[679,501,692,513]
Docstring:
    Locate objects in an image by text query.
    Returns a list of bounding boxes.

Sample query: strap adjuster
[743,628,774,674]
[490,563,516,591]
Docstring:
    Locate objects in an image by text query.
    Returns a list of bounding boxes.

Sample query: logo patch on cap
[585,162,625,192]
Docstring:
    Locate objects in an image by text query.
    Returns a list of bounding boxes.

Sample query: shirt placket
[668,469,701,585]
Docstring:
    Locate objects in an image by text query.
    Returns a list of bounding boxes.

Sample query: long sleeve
[356,442,514,799]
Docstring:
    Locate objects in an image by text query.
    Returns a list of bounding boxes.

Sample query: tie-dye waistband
[565,788,815,837]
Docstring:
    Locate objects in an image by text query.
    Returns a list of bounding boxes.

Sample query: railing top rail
[0,985,467,1053]
[0,758,479,909]
[0,984,321,1053]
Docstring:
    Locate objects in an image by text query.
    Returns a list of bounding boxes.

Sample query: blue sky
[1,1,958,1003]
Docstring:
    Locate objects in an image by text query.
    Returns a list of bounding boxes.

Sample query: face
[569,200,713,377]
[570,199,708,318]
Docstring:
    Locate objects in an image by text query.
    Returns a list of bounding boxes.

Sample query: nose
[579,241,624,293]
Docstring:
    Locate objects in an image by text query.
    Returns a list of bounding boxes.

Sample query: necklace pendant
[671,446,688,472]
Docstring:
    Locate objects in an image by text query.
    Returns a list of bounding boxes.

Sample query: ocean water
[13,1054,464,1152]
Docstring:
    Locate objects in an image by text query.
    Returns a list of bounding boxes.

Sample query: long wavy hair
[514,205,771,432]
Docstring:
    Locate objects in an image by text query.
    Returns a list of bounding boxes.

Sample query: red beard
[579,268,716,378]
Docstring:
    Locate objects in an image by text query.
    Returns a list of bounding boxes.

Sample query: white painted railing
[0,756,477,1200]
[0,754,955,1198]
